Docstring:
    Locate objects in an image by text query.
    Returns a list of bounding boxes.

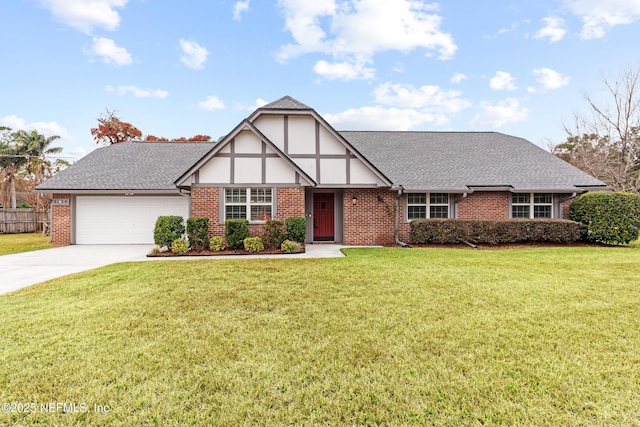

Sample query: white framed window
[511,193,552,218]
[407,193,449,220]
[224,188,273,221]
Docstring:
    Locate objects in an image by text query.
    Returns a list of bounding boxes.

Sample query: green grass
[0,233,52,255]
[1,247,640,426]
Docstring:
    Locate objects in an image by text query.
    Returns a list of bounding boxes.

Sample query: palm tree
[0,130,61,209]
[0,137,29,209]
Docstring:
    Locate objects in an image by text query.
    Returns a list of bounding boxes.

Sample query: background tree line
[551,66,640,193]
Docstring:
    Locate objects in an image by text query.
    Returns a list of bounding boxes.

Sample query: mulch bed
[408,241,632,250]
[148,245,305,257]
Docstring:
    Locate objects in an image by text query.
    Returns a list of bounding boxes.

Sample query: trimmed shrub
[170,238,189,255]
[262,219,286,249]
[154,216,185,249]
[285,216,306,243]
[410,219,581,245]
[209,236,225,252]
[281,239,301,253]
[225,219,249,249]
[569,192,640,244]
[187,217,209,250]
[243,236,264,253]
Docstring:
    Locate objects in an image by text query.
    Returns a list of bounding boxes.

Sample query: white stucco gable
[176,97,392,189]
[175,120,316,187]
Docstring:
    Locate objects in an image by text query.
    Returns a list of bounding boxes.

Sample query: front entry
[313,193,335,241]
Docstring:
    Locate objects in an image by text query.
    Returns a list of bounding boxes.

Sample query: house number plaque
[52,199,70,206]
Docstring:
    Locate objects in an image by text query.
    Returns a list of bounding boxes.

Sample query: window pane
[430,193,448,205]
[225,188,246,203]
[408,206,426,220]
[534,193,552,204]
[534,205,552,218]
[512,193,530,204]
[251,188,272,204]
[407,193,426,205]
[225,205,246,219]
[251,205,271,221]
[430,206,449,218]
[512,205,530,218]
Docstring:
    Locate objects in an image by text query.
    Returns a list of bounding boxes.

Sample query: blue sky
[2,0,639,161]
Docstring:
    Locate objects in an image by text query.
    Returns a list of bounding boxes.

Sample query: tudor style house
[37,96,607,246]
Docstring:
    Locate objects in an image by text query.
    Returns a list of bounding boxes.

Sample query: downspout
[454,192,478,249]
[39,193,53,243]
[558,192,577,219]
[394,186,411,248]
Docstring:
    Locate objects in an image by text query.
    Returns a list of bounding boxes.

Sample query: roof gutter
[393,186,411,248]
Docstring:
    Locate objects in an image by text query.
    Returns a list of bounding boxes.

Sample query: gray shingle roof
[36,141,214,191]
[339,131,607,192]
[259,96,312,111]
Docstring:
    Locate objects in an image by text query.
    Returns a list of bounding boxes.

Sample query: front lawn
[0,233,52,255]
[1,247,639,425]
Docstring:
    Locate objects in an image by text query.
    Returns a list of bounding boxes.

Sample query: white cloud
[313,59,375,80]
[489,71,517,91]
[198,96,225,111]
[450,73,467,84]
[533,68,571,89]
[534,17,566,43]
[324,106,448,131]
[470,98,530,127]
[277,0,457,80]
[0,115,74,141]
[105,85,168,98]
[179,39,209,70]
[373,82,471,113]
[88,37,132,67]
[564,0,640,39]
[41,0,128,33]
[233,1,250,20]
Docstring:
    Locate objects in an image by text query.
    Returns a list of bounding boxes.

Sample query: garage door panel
[76,196,189,244]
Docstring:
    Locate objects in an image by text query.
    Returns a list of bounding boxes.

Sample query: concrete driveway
[0,245,149,295]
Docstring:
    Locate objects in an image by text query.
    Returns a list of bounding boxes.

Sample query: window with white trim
[511,193,552,218]
[407,193,449,220]
[224,188,273,221]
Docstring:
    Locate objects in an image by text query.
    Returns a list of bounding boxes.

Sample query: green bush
[170,238,189,255]
[187,217,209,250]
[281,239,301,253]
[262,219,286,249]
[209,236,225,252]
[225,219,249,249]
[243,236,264,253]
[410,219,581,245]
[569,192,640,244]
[154,216,185,249]
[285,216,306,243]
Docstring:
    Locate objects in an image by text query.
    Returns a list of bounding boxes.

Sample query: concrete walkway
[0,244,347,295]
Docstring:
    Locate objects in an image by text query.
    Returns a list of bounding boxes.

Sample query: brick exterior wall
[51,193,71,246]
[343,189,398,246]
[190,187,306,238]
[456,191,510,220]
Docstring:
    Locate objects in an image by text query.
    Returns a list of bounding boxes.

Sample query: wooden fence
[0,209,49,234]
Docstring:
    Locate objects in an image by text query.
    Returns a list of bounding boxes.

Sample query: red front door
[313,193,335,241]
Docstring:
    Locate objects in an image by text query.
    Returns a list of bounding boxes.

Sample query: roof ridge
[259,95,312,110]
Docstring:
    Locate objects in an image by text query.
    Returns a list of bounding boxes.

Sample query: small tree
[569,192,640,244]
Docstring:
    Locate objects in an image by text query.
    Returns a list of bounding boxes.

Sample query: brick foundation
[51,193,71,246]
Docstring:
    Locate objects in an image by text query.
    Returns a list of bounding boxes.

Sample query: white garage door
[75,196,189,244]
